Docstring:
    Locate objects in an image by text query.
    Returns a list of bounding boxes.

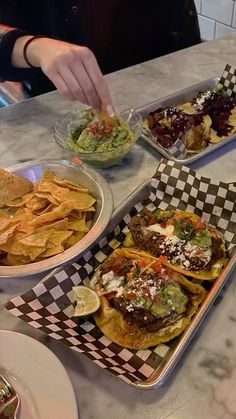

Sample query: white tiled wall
[195,0,236,40]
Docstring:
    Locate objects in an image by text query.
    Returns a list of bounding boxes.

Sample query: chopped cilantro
[173,217,195,240]
[132,263,141,277]
[153,209,174,224]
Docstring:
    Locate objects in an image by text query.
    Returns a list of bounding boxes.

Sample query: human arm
[0,26,113,110]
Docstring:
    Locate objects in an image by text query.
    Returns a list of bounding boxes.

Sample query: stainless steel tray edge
[140,131,236,165]
[134,253,236,389]
[136,77,236,164]
[37,177,236,389]
[110,179,236,389]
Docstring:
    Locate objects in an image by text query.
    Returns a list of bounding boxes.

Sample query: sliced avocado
[190,229,212,248]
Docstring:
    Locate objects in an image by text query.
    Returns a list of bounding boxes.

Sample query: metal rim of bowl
[0,159,113,278]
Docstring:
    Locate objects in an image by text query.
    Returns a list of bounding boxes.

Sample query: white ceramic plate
[0,330,78,419]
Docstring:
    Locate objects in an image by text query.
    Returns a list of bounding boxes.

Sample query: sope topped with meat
[90,248,206,349]
[124,208,226,280]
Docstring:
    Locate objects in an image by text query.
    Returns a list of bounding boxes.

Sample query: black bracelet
[23,35,45,68]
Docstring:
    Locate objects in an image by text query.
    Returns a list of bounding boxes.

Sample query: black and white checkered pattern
[168,138,187,159]
[217,64,236,97]
[5,159,236,386]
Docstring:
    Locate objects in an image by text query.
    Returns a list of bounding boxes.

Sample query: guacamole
[66,109,133,153]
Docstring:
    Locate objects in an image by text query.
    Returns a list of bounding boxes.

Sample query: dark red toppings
[147,107,204,149]
[194,92,236,136]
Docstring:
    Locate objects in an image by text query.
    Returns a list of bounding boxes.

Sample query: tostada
[123,208,226,280]
[90,248,206,349]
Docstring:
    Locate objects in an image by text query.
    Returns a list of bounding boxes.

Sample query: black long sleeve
[0,27,39,82]
[0,0,200,96]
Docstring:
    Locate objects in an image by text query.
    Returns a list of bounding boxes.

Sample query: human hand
[26,38,113,111]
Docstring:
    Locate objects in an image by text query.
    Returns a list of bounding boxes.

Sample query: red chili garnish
[87,120,114,139]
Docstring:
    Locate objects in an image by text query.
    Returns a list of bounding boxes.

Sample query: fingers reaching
[38,40,113,109]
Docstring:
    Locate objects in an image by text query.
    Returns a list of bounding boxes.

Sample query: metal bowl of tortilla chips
[0,160,113,278]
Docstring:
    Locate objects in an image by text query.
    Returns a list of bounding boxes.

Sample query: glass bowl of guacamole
[53,105,143,169]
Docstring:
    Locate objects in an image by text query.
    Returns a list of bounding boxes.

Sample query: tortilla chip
[177,101,197,114]
[5,192,34,208]
[0,218,13,232]
[29,202,73,226]
[52,177,89,192]
[202,115,212,137]
[41,170,55,181]
[25,196,48,212]
[0,231,25,255]
[23,245,46,261]
[46,230,73,248]
[38,218,69,232]
[52,189,96,210]
[37,180,56,193]
[19,230,52,247]
[3,253,31,266]
[0,170,96,265]
[64,231,85,248]
[70,210,82,219]
[209,128,223,143]
[35,192,60,206]
[40,245,64,258]
[0,223,20,245]
[68,215,89,232]
[0,209,9,219]
[0,169,33,206]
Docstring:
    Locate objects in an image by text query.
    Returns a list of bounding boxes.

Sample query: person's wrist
[25,37,50,68]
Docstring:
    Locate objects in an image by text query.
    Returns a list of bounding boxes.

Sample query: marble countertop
[0,33,236,419]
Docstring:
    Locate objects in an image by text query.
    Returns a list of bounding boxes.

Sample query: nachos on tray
[124,208,226,280]
[90,248,206,349]
[144,88,236,153]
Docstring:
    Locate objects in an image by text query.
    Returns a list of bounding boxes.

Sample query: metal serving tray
[107,180,236,388]
[6,163,236,389]
[137,77,236,164]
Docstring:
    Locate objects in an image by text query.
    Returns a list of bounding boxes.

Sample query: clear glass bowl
[53,105,143,169]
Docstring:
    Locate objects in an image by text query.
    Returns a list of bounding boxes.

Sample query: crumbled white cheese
[101,271,124,297]
[184,242,212,266]
[164,235,184,254]
[194,90,212,111]
[126,303,134,312]
[149,286,157,298]
[160,235,212,270]
[102,271,115,285]
[183,260,191,268]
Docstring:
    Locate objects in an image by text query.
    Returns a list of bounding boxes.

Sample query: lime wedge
[73,285,100,317]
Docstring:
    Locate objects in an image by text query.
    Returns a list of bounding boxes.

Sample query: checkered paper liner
[168,137,186,159]
[143,126,187,160]
[5,159,236,386]
[216,64,236,97]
